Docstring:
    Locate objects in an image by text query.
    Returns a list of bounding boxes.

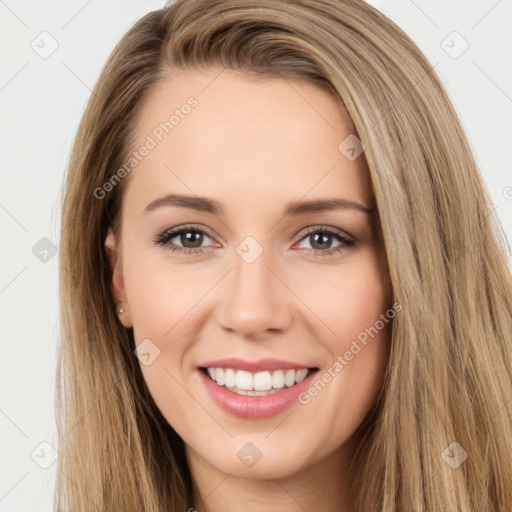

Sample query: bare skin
[105,67,392,512]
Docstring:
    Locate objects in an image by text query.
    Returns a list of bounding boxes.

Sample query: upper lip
[198,357,317,373]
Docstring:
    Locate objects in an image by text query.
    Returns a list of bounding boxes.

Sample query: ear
[104,228,133,328]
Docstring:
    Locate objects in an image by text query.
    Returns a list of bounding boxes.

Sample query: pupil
[311,233,331,250]
[182,231,203,248]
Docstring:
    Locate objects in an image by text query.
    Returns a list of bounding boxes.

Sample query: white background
[0,0,511,510]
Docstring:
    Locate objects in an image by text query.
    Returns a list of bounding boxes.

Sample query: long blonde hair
[57,0,512,510]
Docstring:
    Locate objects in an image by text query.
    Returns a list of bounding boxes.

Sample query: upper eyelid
[299,225,354,239]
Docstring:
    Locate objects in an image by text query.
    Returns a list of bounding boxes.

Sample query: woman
[57,0,512,510]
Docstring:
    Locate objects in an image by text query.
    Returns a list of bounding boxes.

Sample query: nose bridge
[233,242,274,298]
[216,237,293,337]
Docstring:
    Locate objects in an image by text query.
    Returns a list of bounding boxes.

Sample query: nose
[214,247,293,339]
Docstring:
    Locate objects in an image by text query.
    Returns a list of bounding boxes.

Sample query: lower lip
[197,368,318,419]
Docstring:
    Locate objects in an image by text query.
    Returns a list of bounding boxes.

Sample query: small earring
[118,307,124,315]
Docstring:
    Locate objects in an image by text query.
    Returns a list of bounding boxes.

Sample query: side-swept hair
[57,1,512,510]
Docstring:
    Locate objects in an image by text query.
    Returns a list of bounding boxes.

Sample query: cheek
[122,247,208,338]
[296,253,391,430]
[308,254,391,343]
[122,253,201,419]
[121,249,215,408]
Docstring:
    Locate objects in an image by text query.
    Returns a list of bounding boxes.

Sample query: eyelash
[153,223,356,257]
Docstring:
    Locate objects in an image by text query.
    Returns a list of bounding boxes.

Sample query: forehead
[122,67,372,216]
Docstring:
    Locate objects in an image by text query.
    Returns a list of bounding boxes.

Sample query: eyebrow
[144,194,375,216]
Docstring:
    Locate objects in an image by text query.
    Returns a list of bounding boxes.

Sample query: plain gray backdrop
[1,0,511,510]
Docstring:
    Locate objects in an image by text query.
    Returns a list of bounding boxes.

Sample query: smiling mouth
[200,367,319,396]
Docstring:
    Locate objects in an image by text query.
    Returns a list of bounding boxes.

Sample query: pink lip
[197,367,319,419]
[198,357,314,372]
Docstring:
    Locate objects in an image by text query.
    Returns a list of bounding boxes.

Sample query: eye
[295,226,356,257]
[154,224,356,257]
[153,224,217,255]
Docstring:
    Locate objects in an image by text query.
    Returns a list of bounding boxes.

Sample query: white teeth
[224,368,236,388]
[272,369,285,389]
[284,369,296,387]
[215,368,225,386]
[236,370,253,390]
[253,371,272,391]
[205,367,312,392]
[295,369,308,383]
[227,386,281,396]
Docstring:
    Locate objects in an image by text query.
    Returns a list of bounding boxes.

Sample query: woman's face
[106,67,392,480]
